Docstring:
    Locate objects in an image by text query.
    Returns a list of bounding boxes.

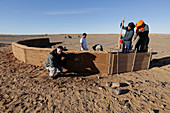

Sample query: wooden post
[117,17,125,51]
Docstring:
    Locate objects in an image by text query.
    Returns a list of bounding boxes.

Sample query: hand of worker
[74,58,80,62]
[132,39,135,41]
[120,34,122,37]
[122,20,124,23]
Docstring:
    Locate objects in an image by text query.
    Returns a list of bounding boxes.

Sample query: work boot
[49,76,54,80]
[56,68,63,74]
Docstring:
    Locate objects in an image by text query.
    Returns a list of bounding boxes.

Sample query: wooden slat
[111,52,150,74]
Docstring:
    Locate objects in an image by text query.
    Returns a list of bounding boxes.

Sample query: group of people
[80,19,150,53]
[120,20,149,53]
[80,33,103,51]
[45,20,150,79]
[44,33,99,80]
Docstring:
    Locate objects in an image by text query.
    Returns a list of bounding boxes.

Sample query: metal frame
[108,48,152,74]
[108,52,112,75]
[116,50,119,74]
[131,49,137,72]
[108,50,119,75]
[147,48,152,69]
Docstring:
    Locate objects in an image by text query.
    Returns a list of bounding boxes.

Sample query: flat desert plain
[0,34,170,113]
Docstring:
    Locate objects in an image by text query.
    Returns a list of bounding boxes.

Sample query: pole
[147,48,152,69]
[117,17,125,50]
[116,50,119,74]
[131,49,137,72]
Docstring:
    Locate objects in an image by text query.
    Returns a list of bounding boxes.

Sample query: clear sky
[0,0,170,34]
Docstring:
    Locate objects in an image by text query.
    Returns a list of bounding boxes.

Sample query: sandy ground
[0,34,170,113]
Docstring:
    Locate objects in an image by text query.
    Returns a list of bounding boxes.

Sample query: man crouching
[45,46,79,80]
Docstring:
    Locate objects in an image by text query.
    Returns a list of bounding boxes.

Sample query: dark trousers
[57,60,67,69]
[135,37,149,52]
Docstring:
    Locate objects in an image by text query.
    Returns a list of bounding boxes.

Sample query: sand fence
[12,38,152,74]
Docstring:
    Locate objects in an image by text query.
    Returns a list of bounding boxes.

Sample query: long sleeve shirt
[134,24,149,40]
[120,23,134,42]
[45,49,75,68]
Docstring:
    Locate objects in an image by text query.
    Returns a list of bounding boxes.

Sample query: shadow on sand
[63,53,100,77]
[150,56,170,68]
[49,42,63,47]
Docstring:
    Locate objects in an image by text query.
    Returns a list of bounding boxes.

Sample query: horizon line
[0,33,170,35]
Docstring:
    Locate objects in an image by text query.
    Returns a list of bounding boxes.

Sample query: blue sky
[0,0,170,34]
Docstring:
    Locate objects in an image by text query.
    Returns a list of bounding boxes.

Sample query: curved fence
[12,38,152,74]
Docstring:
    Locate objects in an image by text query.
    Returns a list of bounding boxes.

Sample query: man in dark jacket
[120,20,135,53]
[133,20,149,52]
[45,46,79,80]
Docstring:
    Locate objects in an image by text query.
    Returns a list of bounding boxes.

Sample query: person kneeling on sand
[120,20,135,53]
[80,33,89,51]
[45,46,79,80]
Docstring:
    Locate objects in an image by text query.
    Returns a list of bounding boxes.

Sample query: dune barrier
[12,38,152,74]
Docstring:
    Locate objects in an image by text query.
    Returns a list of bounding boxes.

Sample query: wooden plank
[118,53,135,58]
[112,60,149,73]
[116,61,134,66]
[112,65,132,73]
[112,57,133,74]
[112,52,150,74]
[135,60,149,65]
[133,62,148,71]
[95,63,108,73]
[133,65,148,71]
[93,53,108,64]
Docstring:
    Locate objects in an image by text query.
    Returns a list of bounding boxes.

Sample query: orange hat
[136,20,145,34]
[135,20,144,28]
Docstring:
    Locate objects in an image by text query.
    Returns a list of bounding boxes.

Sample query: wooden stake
[117,17,125,51]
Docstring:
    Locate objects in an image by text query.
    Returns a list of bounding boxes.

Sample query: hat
[128,22,135,29]
[135,20,144,28]
[135,20,145,34]
[57,46,63,50]
[83,33,87,36]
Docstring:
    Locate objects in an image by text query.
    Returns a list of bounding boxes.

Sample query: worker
[45,46,79,80]
[133,20,149,52]
[120,20,135,53]
[80,33,89,50]
[92,44,103,51]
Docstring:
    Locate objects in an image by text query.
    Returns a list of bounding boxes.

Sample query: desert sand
[0,34,170,113]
